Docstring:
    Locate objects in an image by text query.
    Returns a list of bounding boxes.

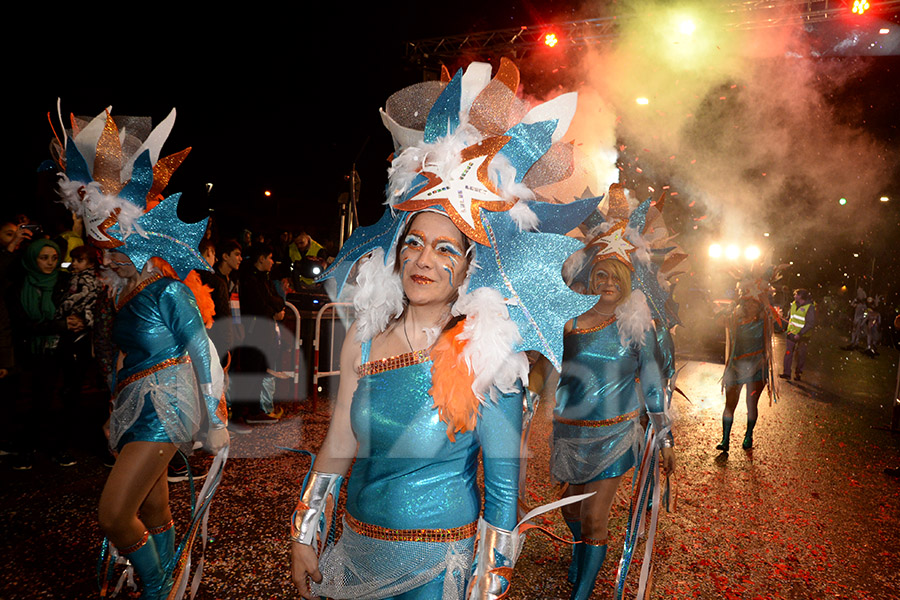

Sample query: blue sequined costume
[551,319,665,485]
[723,317,766,387]
[312,342,522,600]
[109,276,224,453]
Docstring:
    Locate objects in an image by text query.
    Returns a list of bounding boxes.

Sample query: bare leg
[718,385,741,451]
[743,380,765,449]
[98,441,177,548]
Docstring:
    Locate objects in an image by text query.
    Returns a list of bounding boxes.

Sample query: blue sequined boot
[121,532,171,600]
[149,520,175,574]
[565,519,583,584]
[570,540,607,600]
[716,416,734,452]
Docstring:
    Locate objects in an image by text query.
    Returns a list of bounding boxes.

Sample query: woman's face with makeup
[399,212,469,308]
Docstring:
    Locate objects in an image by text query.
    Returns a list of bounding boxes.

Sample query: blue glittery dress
[551,319,664,484]
[723,316,766,386]
[109,276,224,453]
[313,341,523,600]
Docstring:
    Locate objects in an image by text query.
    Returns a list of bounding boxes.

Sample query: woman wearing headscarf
[7,238,84,469]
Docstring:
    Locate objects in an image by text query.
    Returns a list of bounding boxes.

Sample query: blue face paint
[442,265,454,287]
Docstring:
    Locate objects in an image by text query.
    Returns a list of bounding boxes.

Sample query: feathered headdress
[319,59,600,437]
[563,183,687,345]
[48,101,208,280]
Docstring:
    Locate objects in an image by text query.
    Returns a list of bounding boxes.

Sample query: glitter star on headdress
[393,137,515,245]
[586,220,637,270]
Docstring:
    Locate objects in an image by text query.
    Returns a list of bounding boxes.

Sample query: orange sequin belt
[345,513,477,543]
[554,409,640,428]
[116,356,191,395]
[356,349,431,377]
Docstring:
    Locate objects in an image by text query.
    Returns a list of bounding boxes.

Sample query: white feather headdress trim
[349,248,405,343]
[452,281,528,401]
[615,289,654,349]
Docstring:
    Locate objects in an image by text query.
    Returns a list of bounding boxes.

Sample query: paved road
[2,326,898,599]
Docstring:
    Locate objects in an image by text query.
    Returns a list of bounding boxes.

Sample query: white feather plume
[452,282,528,401]
[386,123,481,205]
[508,199,540,231]
[351,248,405,342]
[615,289,654,349]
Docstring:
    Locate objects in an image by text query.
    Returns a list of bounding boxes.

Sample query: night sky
[9,2,900,304]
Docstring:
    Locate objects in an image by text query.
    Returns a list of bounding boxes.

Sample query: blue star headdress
[319,60,600,396]
[50,102,208,279]
[565,184,687,330]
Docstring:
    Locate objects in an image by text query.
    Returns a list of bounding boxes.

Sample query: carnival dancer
[50,105,229,599]
[545,185,677,600]
[717,269,780,452]
[290,59,600,600]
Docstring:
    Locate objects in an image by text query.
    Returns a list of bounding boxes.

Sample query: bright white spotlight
[725,244,740,260]
[880,196,889,202]
[708,243,722,259]
[678,19,695,35]
[636,97,649,105]
[744,246,761,261]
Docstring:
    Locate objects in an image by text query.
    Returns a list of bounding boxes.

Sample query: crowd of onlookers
[0,209,332,472]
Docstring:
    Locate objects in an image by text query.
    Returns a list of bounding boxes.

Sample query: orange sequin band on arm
[345,513,477,543]
[553,409,640,428]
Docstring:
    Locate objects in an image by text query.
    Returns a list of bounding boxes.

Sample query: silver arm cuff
[648,412,674,447]
[468,518,521,600]
[290,471,342,546]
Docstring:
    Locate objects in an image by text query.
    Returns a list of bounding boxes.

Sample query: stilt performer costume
[555,185,681,600]
[291,59,601,599]
[49,103,228,599]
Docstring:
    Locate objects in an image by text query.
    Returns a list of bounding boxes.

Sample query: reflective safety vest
[787,301,812,335]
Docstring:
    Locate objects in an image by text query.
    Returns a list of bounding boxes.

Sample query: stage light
[678,19,696,35]
[852,0,870,15]
[879,28,890,34]
[880,196,889,202]
[725,244,740,260]
[264,190,272,197]
[544,32,559,47]
[708,243,722,258]
[839,197,847,205]
[744,245,761,261]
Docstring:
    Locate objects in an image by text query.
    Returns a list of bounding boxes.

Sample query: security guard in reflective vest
[780,289,816,381]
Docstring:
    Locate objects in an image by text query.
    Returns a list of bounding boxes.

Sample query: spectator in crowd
[7,239,84,469]
[233,244,285,424]
[198,240,230,362]
[56,245,103,443]
[288,230,326,287]
[0,222,33,458]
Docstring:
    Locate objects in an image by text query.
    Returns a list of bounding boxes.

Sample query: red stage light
[544,32,559,47]
[852,0,870,15]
